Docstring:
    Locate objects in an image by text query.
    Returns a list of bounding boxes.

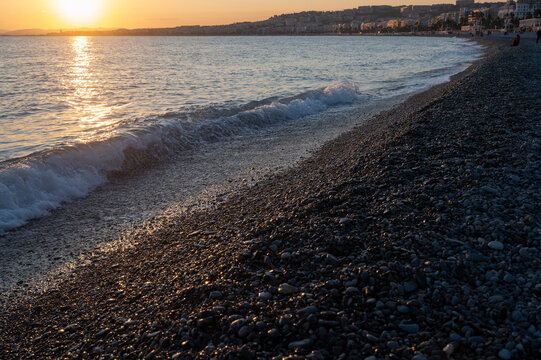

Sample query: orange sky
[1,0,460,31]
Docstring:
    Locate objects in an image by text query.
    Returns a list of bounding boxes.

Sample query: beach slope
[1,39,540,359]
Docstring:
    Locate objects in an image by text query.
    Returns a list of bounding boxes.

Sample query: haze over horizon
[0,0,498,32]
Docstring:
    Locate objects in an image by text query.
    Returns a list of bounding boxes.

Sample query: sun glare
[55,0,103,24]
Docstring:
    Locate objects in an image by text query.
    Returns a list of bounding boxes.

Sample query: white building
[519,17,541,28]
[514,0,541,19]
[498,1,516,18]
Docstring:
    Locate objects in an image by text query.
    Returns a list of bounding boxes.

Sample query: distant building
[462,24,485,32]
[519,17,541,28]
[514,0,541,18]
[498,1,516,18]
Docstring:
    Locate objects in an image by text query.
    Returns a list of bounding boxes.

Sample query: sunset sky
[1,0,459,31]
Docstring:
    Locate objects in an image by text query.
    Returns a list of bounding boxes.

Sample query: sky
[1,0,459,31]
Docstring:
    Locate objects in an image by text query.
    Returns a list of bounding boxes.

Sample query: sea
[0,35,483,291]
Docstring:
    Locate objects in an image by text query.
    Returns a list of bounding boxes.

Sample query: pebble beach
[0,37,540,359]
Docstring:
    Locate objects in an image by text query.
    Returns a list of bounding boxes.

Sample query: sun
[55,0,103,24]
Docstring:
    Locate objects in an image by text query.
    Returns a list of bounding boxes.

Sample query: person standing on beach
[537,29,541,44]
[512,34,520,47]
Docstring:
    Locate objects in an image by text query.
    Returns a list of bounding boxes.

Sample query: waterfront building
[514,0,541,18]
[519,17,541,28]
[498,1,516,18]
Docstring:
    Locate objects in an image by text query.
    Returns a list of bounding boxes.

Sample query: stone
[288,339,312,349]
[397,305,409,314]
[209,291,222,299]
[366,333,378,342]
[488,241,504,250]
[345,287,360,296]
[63,324,78,332]
[238,325,250,338]
[404,281,418,293]
[297,306,318,316]
[443,342,459,356]
[230,319,247,333]
[278,283,298,295]
[258,292,272,301]
[399,323,419,333]
[498,348,512,360]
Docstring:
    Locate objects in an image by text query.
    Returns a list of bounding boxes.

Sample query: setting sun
[55,0,103,24]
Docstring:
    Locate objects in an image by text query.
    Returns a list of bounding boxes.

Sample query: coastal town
[46,0,541,36]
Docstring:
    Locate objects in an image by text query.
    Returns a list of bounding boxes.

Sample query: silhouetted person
[537,29,541,44]
[512,34,520,47]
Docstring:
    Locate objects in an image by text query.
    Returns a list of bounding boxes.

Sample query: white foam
[0,82,358,234]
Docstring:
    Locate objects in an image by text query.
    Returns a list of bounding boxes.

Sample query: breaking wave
[0,82,357,234]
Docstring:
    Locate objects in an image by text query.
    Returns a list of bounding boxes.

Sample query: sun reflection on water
[69,36,116,138]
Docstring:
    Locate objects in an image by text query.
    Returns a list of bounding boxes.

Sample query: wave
[0,82,358,234]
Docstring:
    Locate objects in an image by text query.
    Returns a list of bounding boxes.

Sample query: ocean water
[0,36,482,235]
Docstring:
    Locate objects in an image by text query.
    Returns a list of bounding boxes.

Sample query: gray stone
[397,305,409,314]
[345,287,360,296]
[278,283,298,295]
[399,323,419,333]
[288,339,312,349]
[297,306,318,316]
[238,325,250,338]
[404,281,418,293]
[511,310,524,322]
[488,241,504,250]
[258,291,272,301]
[498,348,512,360]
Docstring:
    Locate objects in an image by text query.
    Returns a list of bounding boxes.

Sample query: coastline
[1,37,539,359]
[0,89,411,295]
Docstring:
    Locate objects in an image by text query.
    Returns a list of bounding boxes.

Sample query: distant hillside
[4,27,119,36]
[4,29,53,36]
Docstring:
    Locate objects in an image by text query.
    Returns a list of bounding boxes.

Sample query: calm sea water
[0,36,482,233]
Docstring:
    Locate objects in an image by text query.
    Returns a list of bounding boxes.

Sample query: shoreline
[1,38,540,359]
[0,91,412,296]
[0,36,480,295]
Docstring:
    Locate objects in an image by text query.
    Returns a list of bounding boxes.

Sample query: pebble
[345,287,359,295]
[443,342,458,356]
[258,291,272,301]
[498,348,512,360]
[404,281,418,293]
[399,323,419,333]
[278,283,298,295]
[288,339,311,349]
[297,306,318,316]
[63,324,78,332]
[397,305,409,314]
[488,241,504,250]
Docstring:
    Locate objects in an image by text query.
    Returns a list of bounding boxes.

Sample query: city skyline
[1,0,502,31]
